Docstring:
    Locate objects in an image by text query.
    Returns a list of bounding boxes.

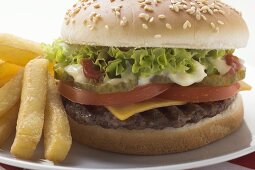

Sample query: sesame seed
[120,16,128,26]
[139,2,146,8]
[216,27,220,33]
[83,19,87,25]
[166,23,172,30]
[149,17,154,23]
[219,10,225,15]
[65,19,70,25]
[183,20,191,29]
[154,34,162,38]
[217,20,224,25]
[93,14,101,23]
[190,2,195,6]
[201,14,207,21]
[208,8,213,15]
[196,13,201,20]
[200,6,209,11]
[142,23,148,29]
[175,1,181,5]
[115,11,120,16]
[210,22,216,29]
[183,5,188,9]
[139,13,150,21]
[214,4,221,9]
[89,12,96,20]
[115,6,121,11]
[158,14,166,19]
[73,7,81,15]
[144,5,154,12]
[88,25,94,30]
[105,25,109,30]
[145,0,152,5]
[173,5,179,12]
[122,16,128,22]
[93,3,100,8]
[186,8,195,15]
[120,21,125,26]
[182,0,187,4]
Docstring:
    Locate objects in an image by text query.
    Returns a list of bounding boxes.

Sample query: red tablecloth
[1,153,255,170]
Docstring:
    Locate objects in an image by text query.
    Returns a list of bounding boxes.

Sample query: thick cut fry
[0,34,42,66]
[11,59,48,159]
[0,70,23,117]
[44,76,72,162]
[0,103,19,146]
[0,62,22,87]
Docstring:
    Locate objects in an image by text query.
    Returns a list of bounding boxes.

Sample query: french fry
[0,59,4,65]
[0,34,42,66]
[0,103,19,146]
[0,70,23,117]
[11,59,48,159]
[0,61,22,87]
[44,76,72,162]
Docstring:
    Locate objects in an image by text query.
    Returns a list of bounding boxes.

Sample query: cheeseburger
[43,0,249,155]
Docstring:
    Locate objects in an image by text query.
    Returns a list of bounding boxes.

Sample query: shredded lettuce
[42,39,232,80]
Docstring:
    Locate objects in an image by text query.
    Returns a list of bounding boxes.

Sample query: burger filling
[63,96,235,130]
[43,39,245,93]
[43,40,249,128]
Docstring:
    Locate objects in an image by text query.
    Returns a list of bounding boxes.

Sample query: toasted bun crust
[69,95,244,155]
[62,0,248,49]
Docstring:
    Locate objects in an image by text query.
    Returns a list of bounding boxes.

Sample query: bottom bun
[68,95,244,155]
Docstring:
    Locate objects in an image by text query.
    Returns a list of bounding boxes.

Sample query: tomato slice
[158,83,240,102]
[58,81,169,106]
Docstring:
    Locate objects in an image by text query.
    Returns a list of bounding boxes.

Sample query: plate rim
[1,145,255,170]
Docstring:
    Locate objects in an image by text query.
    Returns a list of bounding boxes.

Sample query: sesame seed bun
[61,0,249,49]
[68,94,243,155]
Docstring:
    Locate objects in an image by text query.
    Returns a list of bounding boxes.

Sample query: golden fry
[0,70,23,117]
[44,76,72,162]
[0,61,22,87]
[0,59,4,65]
[11,59,48,159]
[0,34,42,66]
[0,104,19,146]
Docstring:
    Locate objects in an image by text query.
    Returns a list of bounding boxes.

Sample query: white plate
[0,66,255,170]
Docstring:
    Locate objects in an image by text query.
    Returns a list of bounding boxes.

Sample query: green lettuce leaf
[42,39,231,80]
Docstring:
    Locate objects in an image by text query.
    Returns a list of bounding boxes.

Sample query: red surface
[0,163,22,170]
[230,152,255,169]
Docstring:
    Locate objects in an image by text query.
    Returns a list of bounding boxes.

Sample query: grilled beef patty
[63,97,235,130]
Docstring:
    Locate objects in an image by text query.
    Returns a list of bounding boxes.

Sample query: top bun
[61,0,249,49]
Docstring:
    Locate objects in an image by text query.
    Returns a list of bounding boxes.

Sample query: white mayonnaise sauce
[138,75,154,86]
[209,57,231,75]
[164,61,207,86]
[64,64,87,84]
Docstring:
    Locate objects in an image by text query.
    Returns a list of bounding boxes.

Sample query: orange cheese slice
[106,99,186,121]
